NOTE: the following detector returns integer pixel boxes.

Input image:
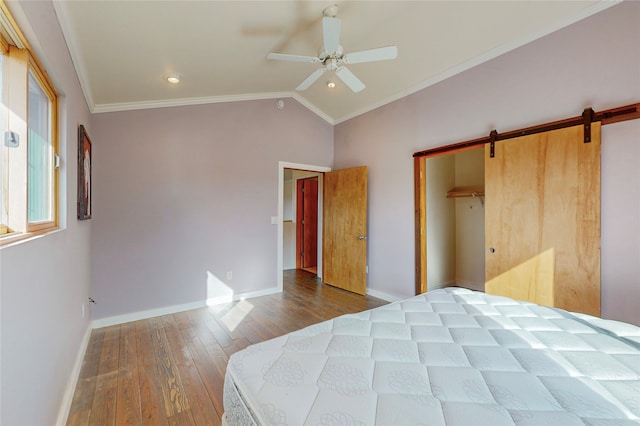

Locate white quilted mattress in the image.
[223,287,640,425]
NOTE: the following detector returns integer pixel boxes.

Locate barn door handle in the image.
[358,235,368,240]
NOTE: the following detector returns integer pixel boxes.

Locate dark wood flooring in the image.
[66,269,387,425]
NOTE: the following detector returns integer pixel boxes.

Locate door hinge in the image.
[54,154,61,169]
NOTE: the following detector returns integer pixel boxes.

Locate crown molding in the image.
[52,0,96,112]
[93,91,287,112]
[92,91,336,124]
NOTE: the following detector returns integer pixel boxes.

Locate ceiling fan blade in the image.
[343,46,398,64]
[322,17,341,53]
[335,67,365,93]
[268,53,320,63]
[296,68,326,91]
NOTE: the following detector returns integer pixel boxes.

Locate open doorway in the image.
[283,169,323,276]
[277,161,369,295]
[277,162,331,293]
[296,176,318,274]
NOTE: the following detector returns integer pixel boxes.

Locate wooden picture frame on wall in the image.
[77,125,92,220]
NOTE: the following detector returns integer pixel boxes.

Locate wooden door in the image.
[323,166,368,295]
[485,123,601,316]
[296,177,318,270]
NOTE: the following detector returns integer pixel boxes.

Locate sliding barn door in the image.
[323,166,368,295]
[485,123,601,316]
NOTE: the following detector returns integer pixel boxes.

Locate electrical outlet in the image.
[227,271,233,280]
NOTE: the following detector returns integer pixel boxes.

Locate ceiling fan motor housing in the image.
[319,45,344,65]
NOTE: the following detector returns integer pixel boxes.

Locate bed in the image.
[222,287,640,425]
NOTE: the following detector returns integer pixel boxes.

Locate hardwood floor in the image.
[66,270,388,425]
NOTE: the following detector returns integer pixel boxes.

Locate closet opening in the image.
[422,147,485,294]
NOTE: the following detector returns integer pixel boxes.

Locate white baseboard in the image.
[206,286,281,306]
[56,323,92,426]
[92,287,284,328]
[92,300,207,329]
[366,288,402,303]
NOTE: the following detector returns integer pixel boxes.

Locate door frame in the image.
[277,161,331,293]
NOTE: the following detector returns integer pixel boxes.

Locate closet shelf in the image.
[446,187,485,198]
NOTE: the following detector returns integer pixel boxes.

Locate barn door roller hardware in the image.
[413,102,640,160]
[484,105,627,158]
[582,108,594,143]
[489,130,498,158]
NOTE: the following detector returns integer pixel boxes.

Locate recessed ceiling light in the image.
[327,81,336,88]
[165,73,182,84]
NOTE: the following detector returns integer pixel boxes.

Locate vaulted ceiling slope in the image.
[53,1,618,124]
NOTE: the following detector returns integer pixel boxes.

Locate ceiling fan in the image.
[267,5,398,93]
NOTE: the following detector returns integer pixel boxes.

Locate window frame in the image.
[0,38,8,236]
[26,55,58,233]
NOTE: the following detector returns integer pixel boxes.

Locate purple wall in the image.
[334,1,640,324]
[90,100,333,320]
[1,1,93,425]
[601,119,640,324]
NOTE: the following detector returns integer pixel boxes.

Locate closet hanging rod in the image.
[446,188,484,198]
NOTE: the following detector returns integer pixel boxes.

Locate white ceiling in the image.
[53,1,616,124]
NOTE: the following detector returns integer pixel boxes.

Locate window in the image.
[0,2,58,245]
[28,71,54,225]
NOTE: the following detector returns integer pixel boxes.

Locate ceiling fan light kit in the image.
[268,5,397,93]
[322,4,339,18]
